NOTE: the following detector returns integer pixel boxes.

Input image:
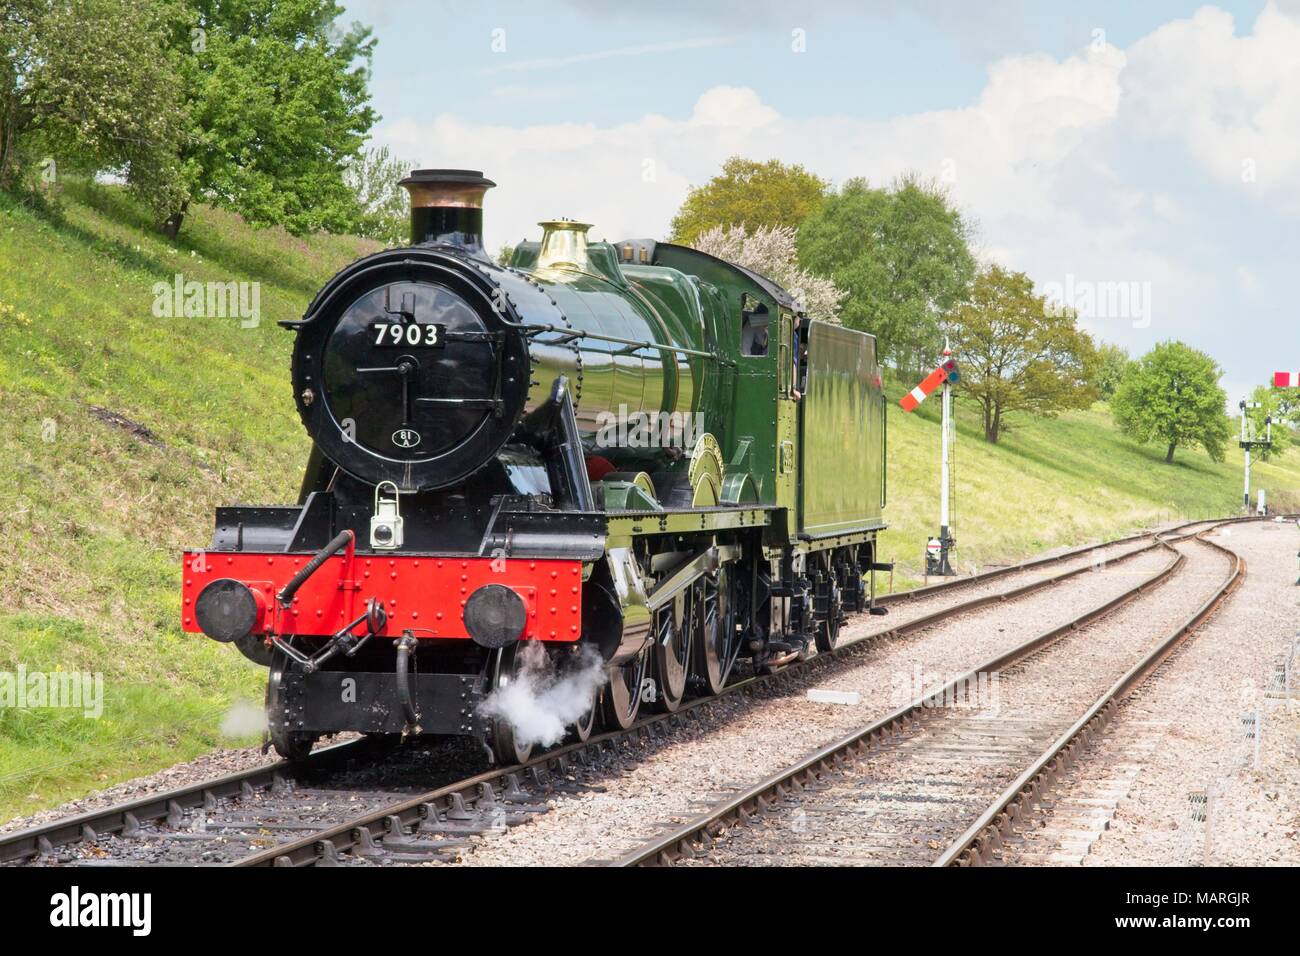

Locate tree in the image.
[160,0,378,237]
[692,224,845,322]
[669,157,828,245]
[796,175,975,373]
[0,0,186,215]
[1095,342,1133,399]
[345,145,412,245]
[1111,341,1230,464]
[948,265,1098,444]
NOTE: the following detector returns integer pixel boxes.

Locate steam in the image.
[478,641,607,748]
[220,700,268,739]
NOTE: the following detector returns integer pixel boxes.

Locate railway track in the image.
[612,526,1243,866]
[0,518,1251,867]
[996,718,1174,865]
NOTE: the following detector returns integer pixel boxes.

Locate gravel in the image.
[684,535,1233,865]
[866,535,1167,636]
[1005,520,1300,866]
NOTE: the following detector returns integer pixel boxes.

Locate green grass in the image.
[2,181,1297,821]
[876,374,1300,588]
[0,182,379,818]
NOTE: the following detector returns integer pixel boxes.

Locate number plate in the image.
[369,322,446,348]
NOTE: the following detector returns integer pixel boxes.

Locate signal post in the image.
[901,346,960,576]
[1239,399,1272,515]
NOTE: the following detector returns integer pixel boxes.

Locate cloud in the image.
[375,3,1300,387]
[1121,4,1300,204]
[380,41,1132,251]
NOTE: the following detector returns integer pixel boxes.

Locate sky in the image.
[339,0,1300,402]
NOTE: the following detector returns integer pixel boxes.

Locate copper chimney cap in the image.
[398,169,496,208]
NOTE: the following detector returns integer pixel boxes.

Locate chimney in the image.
[398,169,495,255]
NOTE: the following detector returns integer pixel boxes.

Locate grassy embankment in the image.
[878,374,1300,587]
[0,182,377,818]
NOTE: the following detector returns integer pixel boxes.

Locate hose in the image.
[276,530,354,608]
[395,634,420,730]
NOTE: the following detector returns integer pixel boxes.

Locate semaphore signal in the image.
[1239,399,1271,515]
[901,346,960,576]
[900,357,959,412]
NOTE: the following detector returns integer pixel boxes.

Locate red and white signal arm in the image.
[900,360,959,412]
[1273,372,1300,388]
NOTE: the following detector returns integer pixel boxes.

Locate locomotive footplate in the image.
[273,670,489,737]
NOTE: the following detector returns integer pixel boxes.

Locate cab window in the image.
[741,294,769,357]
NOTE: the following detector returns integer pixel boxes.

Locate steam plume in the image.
[478,641,607,748]
[220,700,268,739]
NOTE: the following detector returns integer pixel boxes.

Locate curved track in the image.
[612,526,1244,866]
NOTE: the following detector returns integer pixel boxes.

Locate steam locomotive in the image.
[182,169,888,764]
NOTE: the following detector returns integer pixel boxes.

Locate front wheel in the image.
[487,642,535,766]
[266,648,318,761]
